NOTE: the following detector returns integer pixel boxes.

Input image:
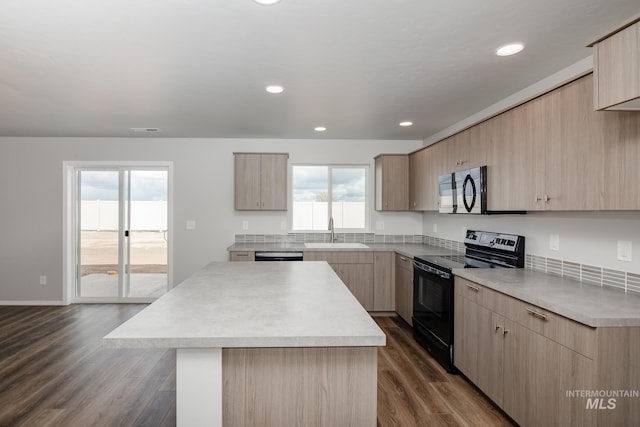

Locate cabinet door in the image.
[376,155,409,211]
[548,76,605,210]
[333,263,374,311]
[453,293,480,381]
[603,105,640,210]
[447,131,471,171]
[394,260,413,325]
[476,311,506,407]
[235,154,262,210]
[260,154,287,210]
[520,325,595,427]
[409,149,429,210]
[487,107,536,210]
[373,252,395,311]
[593,20,640,110]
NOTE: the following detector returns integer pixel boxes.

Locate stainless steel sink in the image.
[304,243,369,249]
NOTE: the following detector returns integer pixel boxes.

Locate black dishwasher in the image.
[254,251,304,261]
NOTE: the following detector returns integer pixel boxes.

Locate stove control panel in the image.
[465,230,522,252]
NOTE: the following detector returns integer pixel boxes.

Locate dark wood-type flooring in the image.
[0,305,514,426]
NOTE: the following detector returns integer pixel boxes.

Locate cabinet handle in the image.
[256,202,260,207]
[544,195,550,203]
[495,325,501,332]
[526,308,548,321]
[400,257,407,261]
[503,329,510,335]
[466,284,480,292]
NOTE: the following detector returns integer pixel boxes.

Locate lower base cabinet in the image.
[454,277,639,427]
[304,251,374,310]
[395,254,413,325]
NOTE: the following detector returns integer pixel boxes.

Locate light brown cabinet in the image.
[589,14,640,111]
[374,155,409,211]
[304,251,374,311]
[408,148,434,211]
[602,107,640,209]
[455,276,640,426]
[394,254,413,325]
[229,251,255,261]
[234,153,288,210]
[489,76,609,211]
[373,251,395,311]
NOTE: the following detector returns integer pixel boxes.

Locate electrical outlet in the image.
[617,240,632,262]
[242,221,249,230]
[186,220,196,230]
[376,221,385,230]
[433,223,438,233]
[40,275,47,285]
[549,234,560,251]
[280,221,286,230]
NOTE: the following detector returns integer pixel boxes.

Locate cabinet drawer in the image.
[517,303,596,359]
[395,253,413,271]
[229,251,255,261]
[304,251,373,264]
[455,277,484,303]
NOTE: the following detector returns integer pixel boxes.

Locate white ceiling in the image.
[1,0,638,140]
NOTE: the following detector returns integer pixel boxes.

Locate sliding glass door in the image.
[76,168,169,301]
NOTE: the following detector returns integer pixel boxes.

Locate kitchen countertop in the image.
[454,268,640,328]
[103,261,386,348]
[227,242,458,259]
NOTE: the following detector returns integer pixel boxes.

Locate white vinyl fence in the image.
[81,201,168,231]
[292,201,365,230]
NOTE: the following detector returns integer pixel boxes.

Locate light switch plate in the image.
[433,223,438,233]
[280,221,286,230]
[617,240,632,262]
[242,221,249,231]
[375,221,384,230]
[549,234,560,251]
[186,220,196,230]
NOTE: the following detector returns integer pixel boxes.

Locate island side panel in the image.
[223,346,378,427]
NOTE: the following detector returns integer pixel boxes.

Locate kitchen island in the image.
[103,261,385,427]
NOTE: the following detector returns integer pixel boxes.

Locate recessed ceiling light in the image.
[254,0,281,4]
[131,128,161,133]
[265,85,284,94]
[314,126,327,132]
[496,43,525,56]
[399,121,413,127]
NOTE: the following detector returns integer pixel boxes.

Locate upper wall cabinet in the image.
[234,153,288,210]
[589,14,640,111]
[374,154,409,211]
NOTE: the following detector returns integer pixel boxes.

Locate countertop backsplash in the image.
[233,233,639,295]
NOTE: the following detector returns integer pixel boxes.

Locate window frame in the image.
[289,163,370,233]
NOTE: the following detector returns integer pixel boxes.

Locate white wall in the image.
[423,211,640,274]
[0,137,423,302]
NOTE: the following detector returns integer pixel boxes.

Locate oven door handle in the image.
[414,261,451,279]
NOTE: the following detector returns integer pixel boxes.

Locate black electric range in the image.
[411,230,525,373]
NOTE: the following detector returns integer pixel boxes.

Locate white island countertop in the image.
[103,261,386,349]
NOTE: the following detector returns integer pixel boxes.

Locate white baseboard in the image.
[0,300,67,306]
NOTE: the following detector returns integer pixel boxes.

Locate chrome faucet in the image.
[328,217,335,242]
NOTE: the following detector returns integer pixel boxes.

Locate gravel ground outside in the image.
[80,230,167,276]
